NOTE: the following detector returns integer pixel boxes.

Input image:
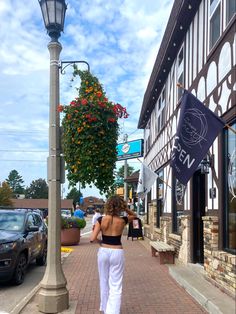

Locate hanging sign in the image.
[117,139,144,161]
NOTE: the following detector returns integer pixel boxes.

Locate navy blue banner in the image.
[170,90,225,185]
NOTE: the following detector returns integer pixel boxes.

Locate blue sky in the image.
[0,0,173,198]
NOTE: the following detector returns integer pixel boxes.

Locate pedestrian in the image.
[90,195,136,314]
[73,204,85,219]
[92,208,102,231]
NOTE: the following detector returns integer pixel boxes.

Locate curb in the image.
[11,252,71,314]
[10,285,41,314]
[168,266,222,314]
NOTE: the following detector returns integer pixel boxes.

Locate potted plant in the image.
[61,216,86,246]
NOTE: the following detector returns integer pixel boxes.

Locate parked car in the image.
[0,209,47,285]
[61,209,72,218]
[86,207,94,215]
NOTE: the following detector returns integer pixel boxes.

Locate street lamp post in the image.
[123,134,128,201]
[38,1,69,313]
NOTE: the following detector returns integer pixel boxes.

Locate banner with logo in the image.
[137,163,158,199]
[170,90,225,185]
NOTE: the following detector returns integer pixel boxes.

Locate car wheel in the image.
[36,244,47,266]
[12,253,27,285]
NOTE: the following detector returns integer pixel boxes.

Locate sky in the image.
[0,0,174,199]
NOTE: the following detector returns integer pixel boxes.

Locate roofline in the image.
[138,0,201,129]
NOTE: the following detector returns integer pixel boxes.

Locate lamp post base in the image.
[38,287,69,313]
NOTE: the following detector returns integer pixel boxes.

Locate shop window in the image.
[146,190,151,225]
[223,121,236,254]
[156,170,164,228]
[172,177,185,234]
[226,0,236,24]
[209,0,221,49]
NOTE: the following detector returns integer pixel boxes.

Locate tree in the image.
[66,187,83,205]
[25,179,48,199]
[116,165,135,179]
[6,170,25,196]
[0,182,13,206]
[115,165,135,188]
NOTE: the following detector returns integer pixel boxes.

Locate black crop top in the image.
[97,216,128,245]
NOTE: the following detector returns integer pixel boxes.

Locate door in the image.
[192,169,206,264]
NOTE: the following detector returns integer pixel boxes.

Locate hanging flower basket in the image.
[59,69,129,194]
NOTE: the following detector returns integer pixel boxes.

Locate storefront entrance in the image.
[192,169,206,264]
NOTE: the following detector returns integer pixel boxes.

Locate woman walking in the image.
[90,195,136,314]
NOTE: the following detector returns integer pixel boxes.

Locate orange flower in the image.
[96,91,103,98]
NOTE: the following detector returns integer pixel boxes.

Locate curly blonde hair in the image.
[104,195,127,216]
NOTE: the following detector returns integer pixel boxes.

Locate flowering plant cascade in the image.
[59,69,129,194]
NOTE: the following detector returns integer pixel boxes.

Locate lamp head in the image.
[39,0,67,41]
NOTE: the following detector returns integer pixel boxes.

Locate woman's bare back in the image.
[100,215,126,236]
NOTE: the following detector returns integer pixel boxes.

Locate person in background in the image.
[90,195,136,314]
[73,204,85,219]
[92,208,102,231]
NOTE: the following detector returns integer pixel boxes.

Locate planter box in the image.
[61,228,81,246]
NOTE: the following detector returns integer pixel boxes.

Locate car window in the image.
[0,212,25,231]
[33,213,42,227]
[26,214,37,228]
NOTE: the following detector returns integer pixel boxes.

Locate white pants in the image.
[97,247,125,314]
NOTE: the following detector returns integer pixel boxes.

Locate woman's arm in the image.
[124,208,137,223]
[90,221,101,242]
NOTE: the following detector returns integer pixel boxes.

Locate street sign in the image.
[117,139,144,161]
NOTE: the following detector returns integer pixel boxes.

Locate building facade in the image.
[138,0,235,297]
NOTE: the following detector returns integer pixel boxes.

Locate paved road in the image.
[0,216,93,314]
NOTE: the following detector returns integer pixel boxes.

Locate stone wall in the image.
[203,216,236,297]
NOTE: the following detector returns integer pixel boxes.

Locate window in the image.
[155,87,166,134]
[172,177,185,234]
[27,214,36,228]
[223,121,236,254]
[156,170,164,228]
[209,0,221,49]
[145,120,151,153]
[177,47,184,100]
[146,191,151,224]
[226,0,236,23]
[33,214,43,227]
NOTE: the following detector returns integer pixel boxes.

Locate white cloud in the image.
[0,0,174,198]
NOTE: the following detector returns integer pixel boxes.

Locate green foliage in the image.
[0,182,13,206]
[6,170,24,196]
[25,179,48,199]
[66,187,82,204]
[61,216,86,230]
[116,165,135,178]
[115,165,135,188]
[60,69,128,194]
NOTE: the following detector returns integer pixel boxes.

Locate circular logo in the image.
[175,180,185,205]
[121,143,130,154]
[181,108,208,148]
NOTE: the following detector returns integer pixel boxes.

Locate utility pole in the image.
[123,134,128,201]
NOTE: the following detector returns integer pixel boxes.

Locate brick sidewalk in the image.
[63,236,206,314]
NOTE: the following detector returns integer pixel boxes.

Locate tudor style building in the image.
[138,0,235,296]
